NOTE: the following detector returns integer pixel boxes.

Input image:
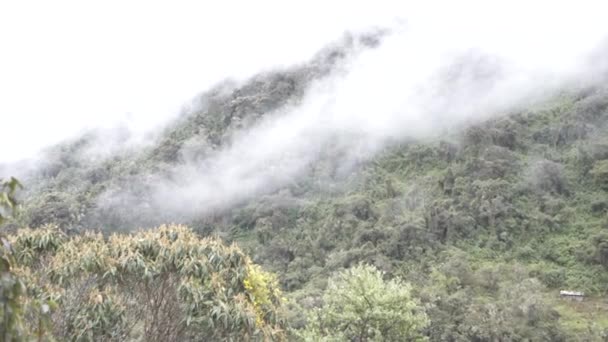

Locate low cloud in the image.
[2,1,608,226]
[109,9,608,219]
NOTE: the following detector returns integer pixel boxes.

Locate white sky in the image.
[1,0,607,163]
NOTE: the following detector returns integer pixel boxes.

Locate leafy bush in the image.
[299,264,428,341]
[9,224,287,341]
[0,177,21,226]
[0,177,29,342]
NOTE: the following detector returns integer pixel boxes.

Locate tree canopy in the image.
[6,224,287,341]
[300,264,428,341]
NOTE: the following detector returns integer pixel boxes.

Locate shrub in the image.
[299,264,428,341]
[10,224,287,341]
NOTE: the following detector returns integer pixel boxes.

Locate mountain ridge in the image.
[3,33,608,339]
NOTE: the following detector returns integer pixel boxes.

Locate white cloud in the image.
[0,0,401,162]
[146,0,608,216]
[0,0,606,167]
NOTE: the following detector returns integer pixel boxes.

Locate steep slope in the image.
[13,31,383,232]
[224,87,608,338]
[3,36,608,338]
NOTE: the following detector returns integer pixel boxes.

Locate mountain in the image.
[3,32,608,340]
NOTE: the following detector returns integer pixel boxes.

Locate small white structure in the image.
[560,290,585,302]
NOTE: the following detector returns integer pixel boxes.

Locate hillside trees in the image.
[5,61,608,338]
[416,251,567,341]
[590,160,608,190]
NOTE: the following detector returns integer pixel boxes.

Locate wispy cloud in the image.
[2,1,607,226]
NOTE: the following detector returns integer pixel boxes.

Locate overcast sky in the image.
[1,0,607,163]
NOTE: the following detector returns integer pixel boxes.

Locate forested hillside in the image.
[2,33,608,340]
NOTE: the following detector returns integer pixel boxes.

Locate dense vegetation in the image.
[3,224,287,341]
[1,177,28,341]
[2,36,608,339]
[298,264,428,341]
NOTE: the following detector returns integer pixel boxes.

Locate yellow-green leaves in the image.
[244,263,283,330]
[0,177,21,226]
[590,159,608,190]
[0,177,27,342]
[300,264,428,342]
[11,225,66,266]
[9,224,287,341]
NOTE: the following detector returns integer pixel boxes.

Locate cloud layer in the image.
[131,3,608,218]
[2,1,608,225]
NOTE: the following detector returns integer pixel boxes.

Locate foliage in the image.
[0,237,26,342]
[66,288,128,341]
[299,264,428,341]
[0,177,21,226]
[8,224,287,341]
[8,70,608,338]
[590,159,608,190]
[417,251,567,341]
[0,177,27,342]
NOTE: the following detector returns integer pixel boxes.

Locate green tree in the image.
[10,224,287,341]
[300,264,428,341]
[0,177,21,226]
[0,177,26,341]
[590,160,608,190]
[592,232,608,268]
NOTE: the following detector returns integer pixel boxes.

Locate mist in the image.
[136,2,608,218]
[0,0,404,163]
[3,1,608,226]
